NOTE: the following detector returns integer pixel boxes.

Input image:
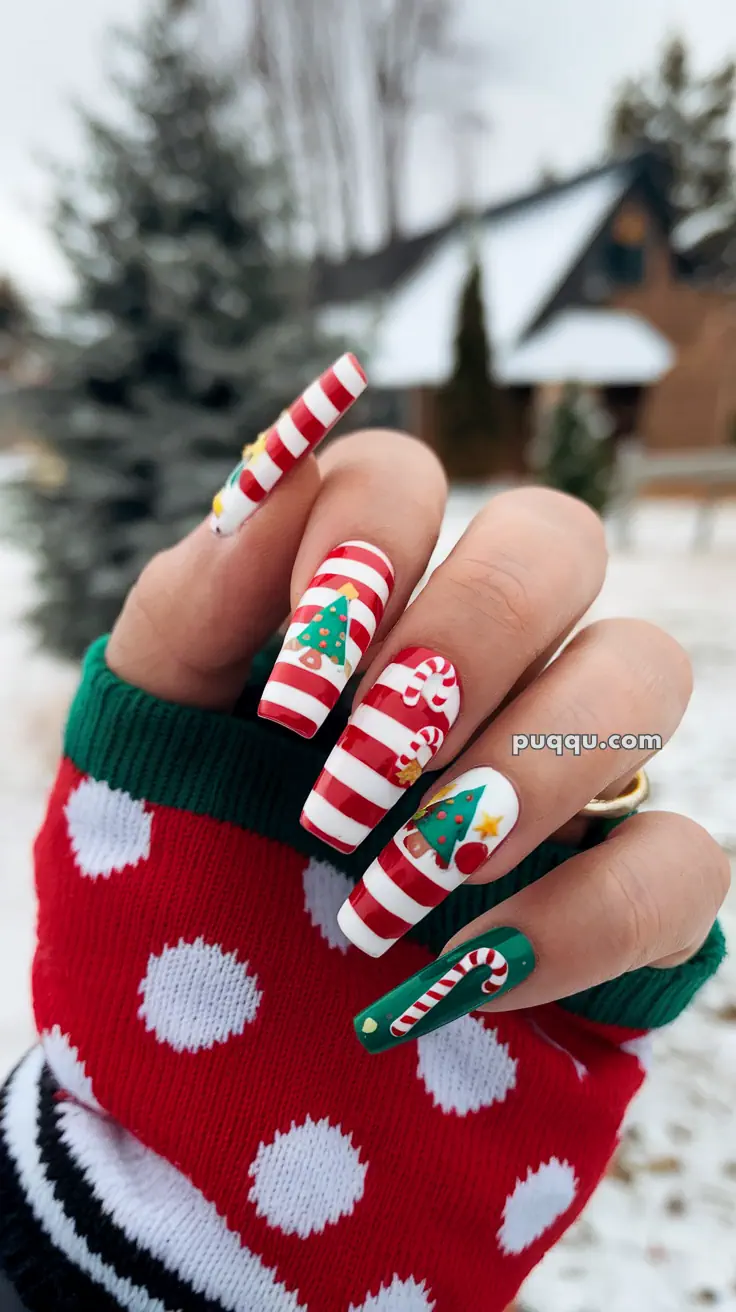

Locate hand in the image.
[107,428,728,1047]
[22,425,727,1312]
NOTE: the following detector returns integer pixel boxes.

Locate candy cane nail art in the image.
[337,766,520,957]
[210,353,367,536]
[300,647,461,854]
[354,926,535,1053]
[258,541,395,738]
[389,946,509,1037]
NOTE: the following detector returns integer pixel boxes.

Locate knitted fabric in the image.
[0,638,725,1312]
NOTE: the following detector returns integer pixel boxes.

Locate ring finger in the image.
[339,615,692,956]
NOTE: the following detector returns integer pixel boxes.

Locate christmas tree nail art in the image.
[354,926,535,1052]
[210,353,367,536]
[259,542,395,738]
[292,591,351,671]
[337,766,519,957]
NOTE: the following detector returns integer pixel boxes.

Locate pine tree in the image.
[537,385,614,514]
[20,2,336,659]
[437,258,500,479]
[608,36,736,227]
[0,276,33,377]
[0,277,32,342]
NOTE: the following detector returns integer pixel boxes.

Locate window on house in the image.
[606,207,647,285]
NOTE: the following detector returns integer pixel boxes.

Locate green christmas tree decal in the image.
[414,786,486,863]
[290,582,358,670]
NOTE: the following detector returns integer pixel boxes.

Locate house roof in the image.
[497,309,674,385]
[364,162,635,388]
[314,151,670,308]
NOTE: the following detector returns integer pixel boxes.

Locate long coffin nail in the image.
[258,541,395,738]
[354,927,535,1052]
[300,646,462,853]
[337,766,519,956]
[210,353,367,536]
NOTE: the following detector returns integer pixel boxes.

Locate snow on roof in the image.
[497,308,674,385]
[367,166,629,389]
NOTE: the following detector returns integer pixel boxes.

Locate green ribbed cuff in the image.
[562,919,726,1029]
[64,637,725,1031]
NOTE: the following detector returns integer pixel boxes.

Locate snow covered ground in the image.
[1,481,734,1310]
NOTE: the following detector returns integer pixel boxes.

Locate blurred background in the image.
[1,1,735,1307]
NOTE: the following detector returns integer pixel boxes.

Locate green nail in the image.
[354,927,535,1054]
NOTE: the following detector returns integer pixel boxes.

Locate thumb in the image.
[106,456,320,710]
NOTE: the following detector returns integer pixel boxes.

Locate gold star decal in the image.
[338,582,360,601]
[413,782,453,820]
[396,760,423,786]
[474,812,504,839]
[241,430,269,464]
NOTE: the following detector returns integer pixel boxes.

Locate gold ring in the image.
[580,768,650,818]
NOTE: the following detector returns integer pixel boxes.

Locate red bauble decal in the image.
[454,840,489,876]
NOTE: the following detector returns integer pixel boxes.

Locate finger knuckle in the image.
[578,618,694,719]
[606,854,664,969]
[447,553,535,639]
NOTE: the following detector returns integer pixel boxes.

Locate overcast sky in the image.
[2,0,736,305]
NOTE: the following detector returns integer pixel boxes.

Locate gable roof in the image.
[313,150,671,309]
[497,308,674,385]
[365,161,637,388]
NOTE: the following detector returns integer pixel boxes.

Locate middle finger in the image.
[301,487,607,854]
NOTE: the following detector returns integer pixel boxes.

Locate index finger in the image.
[106,455,322,710]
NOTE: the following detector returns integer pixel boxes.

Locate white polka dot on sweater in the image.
[497,1158,578,1255]
[65,778,152,878]
[416,1015,517,1115]
[349,1275,435,1311]
[620,1033,654,1073]
[42,1027,101,1111]
[138,939,262,1053]
[302,859,353,952]
[248,1117,367,1237]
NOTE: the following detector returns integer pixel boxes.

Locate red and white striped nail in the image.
[300,646,461,853]
[258,541,395,738]
[210,353,366,536]
[339,766,520,957]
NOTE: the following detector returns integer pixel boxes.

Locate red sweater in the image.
[0,639,724,1312]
